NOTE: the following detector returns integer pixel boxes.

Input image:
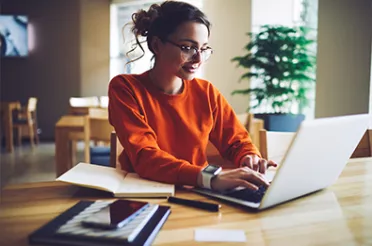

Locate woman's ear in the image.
[151,36,161,55]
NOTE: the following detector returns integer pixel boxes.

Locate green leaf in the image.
[231,24,316,114]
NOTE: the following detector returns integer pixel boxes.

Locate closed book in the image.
[56,163,175,197]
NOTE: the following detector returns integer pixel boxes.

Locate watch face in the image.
[203,165,220,174]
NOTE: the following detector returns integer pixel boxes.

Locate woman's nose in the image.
[192,50,202,63]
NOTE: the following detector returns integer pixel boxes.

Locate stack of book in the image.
[28,200,171,246]
[29,163,174,245]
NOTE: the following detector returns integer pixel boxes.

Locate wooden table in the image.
[55,114,110,177]
[68,106,108,115]
[0,101,21,152]
[1,158,371,245]
[55,115,90,177]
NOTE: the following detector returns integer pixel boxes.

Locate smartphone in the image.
[81,199,149,230]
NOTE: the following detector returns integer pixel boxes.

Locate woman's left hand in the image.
[240,155,278,174]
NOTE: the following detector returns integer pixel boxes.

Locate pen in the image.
[167,196,221,212]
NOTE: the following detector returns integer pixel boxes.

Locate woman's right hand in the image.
[210,167,270,192]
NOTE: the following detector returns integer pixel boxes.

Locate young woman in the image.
[108,1,276,192]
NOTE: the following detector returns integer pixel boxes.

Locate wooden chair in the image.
[87,107,108,119]
[236,113,264,148]
[110,132,123,168]
[351,129,372,158]
[88,116,114,166]
[69,108,112,165]
[236,113,251,129]
[259,129,296,164]
[13,97,39,147]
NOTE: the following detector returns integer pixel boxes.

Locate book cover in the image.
[56,163,174,197]
[28,200,171,246]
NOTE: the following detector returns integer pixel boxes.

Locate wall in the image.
[80,0,110,97]
[0,0,110,140]
[370,40,372,114]
[315,0,372,118]
[202,0,252,114]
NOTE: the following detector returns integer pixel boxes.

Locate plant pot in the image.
[254,113,305,132]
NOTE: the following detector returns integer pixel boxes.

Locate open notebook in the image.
[56,163,175,197]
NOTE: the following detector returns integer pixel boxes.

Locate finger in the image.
[267,160,278,168]
[240,171,270,187]
[243,155,253,169]
[232,179,259,191]
[258,159,267,174]
[252,155,260,163]
[250,156,259,171]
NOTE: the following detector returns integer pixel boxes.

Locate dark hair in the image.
[127,1,211,63]
[0,33,6,56]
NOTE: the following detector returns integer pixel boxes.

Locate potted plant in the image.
[231,25,316,131]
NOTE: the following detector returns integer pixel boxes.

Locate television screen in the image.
[0,15,28,57]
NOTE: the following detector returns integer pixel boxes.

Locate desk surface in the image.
[56,114,108,128]
[1,158,371,246]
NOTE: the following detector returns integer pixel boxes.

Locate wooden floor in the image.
[0,142,84,189]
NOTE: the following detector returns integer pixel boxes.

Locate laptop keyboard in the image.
[223,185,267,203]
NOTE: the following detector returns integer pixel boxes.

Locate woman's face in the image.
[155,21,210,81]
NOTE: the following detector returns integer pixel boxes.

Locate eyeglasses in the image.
[165,39,213,62]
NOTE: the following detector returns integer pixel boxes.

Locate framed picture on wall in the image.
[0,15,28,57]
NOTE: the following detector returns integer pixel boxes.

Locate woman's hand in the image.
[210,167,270,192]
[240,154,278,174]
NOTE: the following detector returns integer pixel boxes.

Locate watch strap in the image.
[202,173,213,189]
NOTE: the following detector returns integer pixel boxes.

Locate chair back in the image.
[236,113,251,129]
[88,108,112,143]
[89,118,112,141]
[259,129,296,164]
[88,107,108,119]
[69,97,100,107]
[351,129,372,158]
[27,97,37,112]
[110,132,124,168]
[235,113,264,148]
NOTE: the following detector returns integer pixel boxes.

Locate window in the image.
[110,0,203,79]
[251,0,318,119]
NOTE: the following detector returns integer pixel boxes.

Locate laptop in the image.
[193,114,370,210]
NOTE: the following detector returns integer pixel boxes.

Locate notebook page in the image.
[116,173,175,197]
[56,162,127,193]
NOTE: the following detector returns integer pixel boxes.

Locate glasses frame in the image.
[164,39,213,62]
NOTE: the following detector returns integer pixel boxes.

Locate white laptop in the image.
[193,114,370,210]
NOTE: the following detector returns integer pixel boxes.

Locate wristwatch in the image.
[201,164,222,189]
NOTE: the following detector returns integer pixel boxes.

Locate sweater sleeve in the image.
[208,87,261,167]
[108,76,202,186]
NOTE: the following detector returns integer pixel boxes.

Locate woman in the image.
[108,1,276,192]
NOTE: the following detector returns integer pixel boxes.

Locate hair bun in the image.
[131,4,161,37]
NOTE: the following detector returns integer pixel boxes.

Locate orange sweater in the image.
[108,71,260,186]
